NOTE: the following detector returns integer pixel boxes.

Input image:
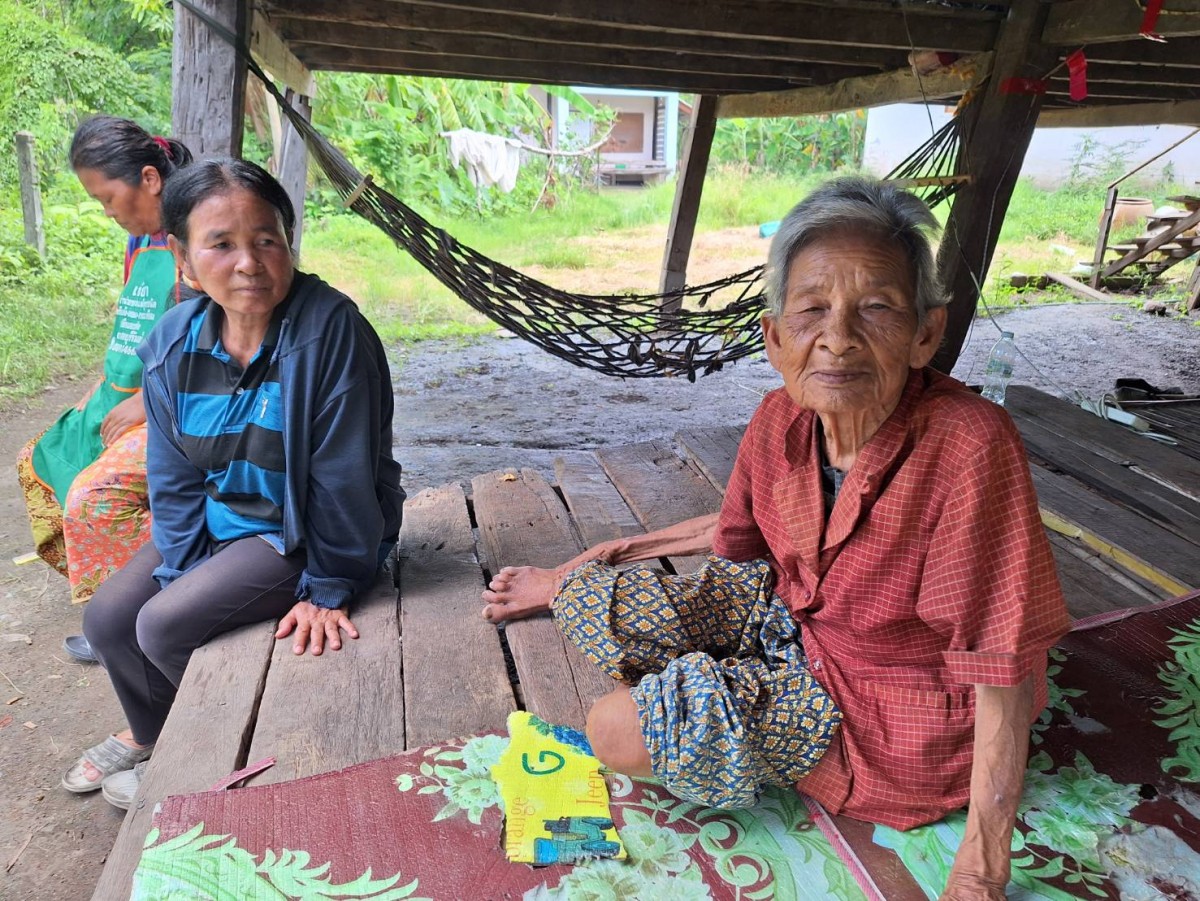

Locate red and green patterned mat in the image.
[132,590,1200,900]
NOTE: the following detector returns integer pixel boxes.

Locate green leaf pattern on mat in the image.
[872,815,966,899]
[1154,617,1200,781]
[527,777,864,901]
[393,734,510,825]
[1033,648,1084,746]
[133,824,427,901]
[1022,751,1139,871]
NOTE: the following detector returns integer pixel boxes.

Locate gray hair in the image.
[764,175,947,321]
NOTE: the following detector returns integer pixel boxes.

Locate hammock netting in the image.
[192,0,966,380]
[280,93,766,380]
[884,117,965,209]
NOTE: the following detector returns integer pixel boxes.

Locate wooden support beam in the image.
[1187,260,1200,312]
[13,132,44,258]
[251,10,316,97]
[660,94,718,302]
[932,0,1057,373]
[1046,82,1200,103]
[268,0,1000,53]
[280,20,873,85]
[1039,98,1200,127]
[172,0,251,157]
[1049,62,1200,90]
[1091,187,1118,289]
[1067,37,1200,68]
[270,7,903,71]
[716,54,991,118]
[1044,0,1200,44]
[292,45,799,93]
[277,88,312,253]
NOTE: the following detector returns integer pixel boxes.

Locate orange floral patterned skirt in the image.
[17,425,154,604]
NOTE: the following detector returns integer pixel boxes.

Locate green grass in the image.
[0,270,117,403]
[0,189,126,403]
[965,176,1198,314]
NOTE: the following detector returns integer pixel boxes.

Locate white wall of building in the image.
[863,104,1200,188]
[549,87,679,170]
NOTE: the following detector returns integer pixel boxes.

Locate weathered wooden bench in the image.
[92,389,1200,898]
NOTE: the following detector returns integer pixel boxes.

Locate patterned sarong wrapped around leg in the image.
[16,432,68,577]
[17,425,155,603]
[62,425,153,604]
[553,555,841,809]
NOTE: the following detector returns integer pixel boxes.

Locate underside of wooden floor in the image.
[92,386,1200,899]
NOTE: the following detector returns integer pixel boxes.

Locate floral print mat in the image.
[132,591,1200,900]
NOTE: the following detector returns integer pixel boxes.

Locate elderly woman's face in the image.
[763,232,944,419]
[174,188,294,318]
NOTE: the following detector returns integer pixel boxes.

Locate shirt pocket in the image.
[861,680,972,714]
[250,384,284,432]
[858,679,975,799]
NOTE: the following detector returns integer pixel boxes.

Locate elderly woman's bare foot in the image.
[481,566,558,622]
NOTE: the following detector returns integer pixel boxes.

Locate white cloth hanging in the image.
[442,128,522,193]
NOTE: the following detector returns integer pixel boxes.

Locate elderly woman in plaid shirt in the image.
[482,175,1071,901]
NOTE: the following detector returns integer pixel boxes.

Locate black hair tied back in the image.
[69,116,194,186]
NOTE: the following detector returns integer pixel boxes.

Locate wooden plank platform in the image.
[93,385,1200,899]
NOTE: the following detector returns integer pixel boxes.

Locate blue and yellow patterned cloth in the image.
[553,555,841,809]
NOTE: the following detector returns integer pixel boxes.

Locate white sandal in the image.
[62,735,153,794]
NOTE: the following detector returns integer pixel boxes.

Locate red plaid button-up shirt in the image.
[713,367,1070,829]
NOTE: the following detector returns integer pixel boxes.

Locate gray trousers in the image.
[82,538,305,745]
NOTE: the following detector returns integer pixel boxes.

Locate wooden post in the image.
[1091,186,1119,289]
[172,0,251,158]
[277,88,312,253]
[1186,257,1200,313]
[659,94,719,305]
[931,0,1057,374]
[14,132,45,257]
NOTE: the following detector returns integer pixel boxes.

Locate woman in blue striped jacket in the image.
[62,159,404,809]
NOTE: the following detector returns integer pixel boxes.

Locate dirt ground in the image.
[0,300,1197,900]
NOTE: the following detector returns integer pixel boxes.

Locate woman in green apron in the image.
[16,117,192,653]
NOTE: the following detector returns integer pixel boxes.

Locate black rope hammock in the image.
[176,0,966,380]
[284,99,765,381]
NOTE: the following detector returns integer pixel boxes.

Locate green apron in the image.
[32,241,177,506]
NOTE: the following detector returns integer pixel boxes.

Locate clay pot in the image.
[1109,197,1154,228]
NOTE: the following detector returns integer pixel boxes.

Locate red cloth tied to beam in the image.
[999,77,1047,95]
[1141,0,1167,41]
[1066,50,1088,101]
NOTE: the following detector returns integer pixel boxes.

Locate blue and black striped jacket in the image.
[139,272,405,609]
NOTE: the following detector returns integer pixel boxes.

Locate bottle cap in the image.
[1000,331,1014,339]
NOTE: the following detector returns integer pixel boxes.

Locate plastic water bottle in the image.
[981,331,1017,406]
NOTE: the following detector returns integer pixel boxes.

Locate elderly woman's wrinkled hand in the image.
[276,601,360,656]
[100,393,147,446]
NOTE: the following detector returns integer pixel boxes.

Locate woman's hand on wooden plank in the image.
[276,601,360,656]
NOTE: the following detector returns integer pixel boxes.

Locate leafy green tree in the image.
[710,111,866,174]
[0,0,163,189]
[311,73,606,217]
